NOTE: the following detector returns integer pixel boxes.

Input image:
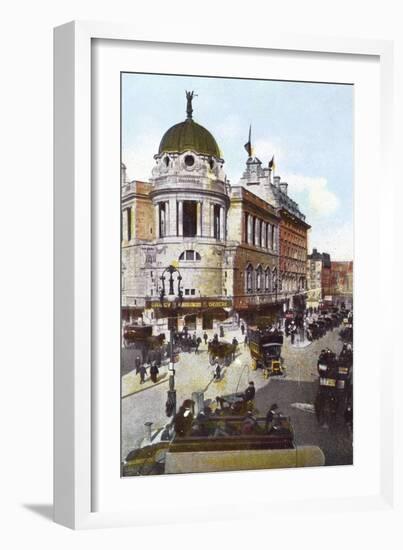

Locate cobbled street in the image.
[121,325,352,466]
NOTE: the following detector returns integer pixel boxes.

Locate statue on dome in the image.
[186,90,197,119]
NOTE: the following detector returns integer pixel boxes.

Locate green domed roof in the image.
[158,118,221,158]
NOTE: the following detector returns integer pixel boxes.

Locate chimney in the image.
[279,182,288,195]
[273,175,281,187]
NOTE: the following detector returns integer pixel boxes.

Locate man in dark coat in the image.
[214,362,222,381]
[243,381,255,402]
[174,400,194,437]
[203,332,208,345]
[135,355,141,374]
[150,362,159,383]
[139,364,147,384]
[231,337,238,361]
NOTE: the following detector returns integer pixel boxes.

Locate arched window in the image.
[179,250,201,261]
[246,264,254,293]
[272,268,277,292]
[256,265,263,292]
[265,267,271,292]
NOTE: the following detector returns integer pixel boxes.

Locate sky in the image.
[122,72,353,261]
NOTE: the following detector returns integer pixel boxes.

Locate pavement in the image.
[121,325,352,466]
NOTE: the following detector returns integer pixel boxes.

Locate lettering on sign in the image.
[149,300,231,309]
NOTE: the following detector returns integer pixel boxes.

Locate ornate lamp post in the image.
[159,265,183,417]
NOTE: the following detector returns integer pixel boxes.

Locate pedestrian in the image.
[196,336,202,354]
[174,400,194,437]
[219,325,224,338]
[244,334,248,348]
[150,362,159,383]
[231,337,238,361]
[135,355,141,374]
[214,362,221,381]
[203,331,208,345]
[241,381,255,402]
[290,322,296,345]
[139,364,147,384]
[344,404,353,432]
[240,323,245,336]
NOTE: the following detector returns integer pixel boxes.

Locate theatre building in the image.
[121,94,309,333]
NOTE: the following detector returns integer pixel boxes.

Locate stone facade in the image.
[239,157,310,312]
[121,100,310,331]
[329,261,353,307]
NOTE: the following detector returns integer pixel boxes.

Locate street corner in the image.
[122,369,169,398]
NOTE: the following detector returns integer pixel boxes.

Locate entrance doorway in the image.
[185,314,197,330]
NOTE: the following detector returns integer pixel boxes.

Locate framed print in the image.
[54,21,396,530]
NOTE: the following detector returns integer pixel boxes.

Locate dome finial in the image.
[185,90,197,119]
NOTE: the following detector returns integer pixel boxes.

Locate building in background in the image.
[306,249,353,309]
[329,261,353,308]
[239,155,310,313]
[121,94,311,332]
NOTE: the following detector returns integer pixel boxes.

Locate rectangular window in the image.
[159,203,166,237]
[183,201,197,237]
[213,204,221,239]
[126,207,132,241]
[252,217,256,245]
[190,289,196,296]
[185,289,190,296]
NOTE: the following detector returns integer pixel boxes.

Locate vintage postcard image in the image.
[120,73,353,476]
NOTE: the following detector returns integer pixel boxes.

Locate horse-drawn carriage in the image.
[123,324,166,362]
[208,339,236,366]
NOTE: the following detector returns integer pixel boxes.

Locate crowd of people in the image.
[173,386,292,440]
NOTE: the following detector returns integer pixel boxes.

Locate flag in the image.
[269,155,276,171]
[244,125,252,157]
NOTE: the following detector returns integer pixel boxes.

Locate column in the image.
[219,206,225,241]
[168,198,177,236]
[202,199,210,238]
[197,201,202,237]
[154,204,159,238]
[177,200,183,237]
[248,215,253,243]
[210,203,215,237]
[165,201,169,236]
[261,222,266,248]
[244,212,248,243]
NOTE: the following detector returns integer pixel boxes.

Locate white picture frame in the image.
[54,21,396,530]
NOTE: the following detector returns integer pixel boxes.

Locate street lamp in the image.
[159,265,183,417]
